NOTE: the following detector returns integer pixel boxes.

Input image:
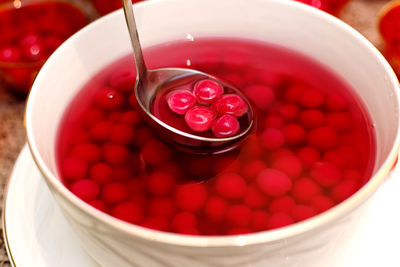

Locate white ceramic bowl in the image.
[26,0,400,266]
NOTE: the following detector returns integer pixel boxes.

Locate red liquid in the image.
[57,38,375,235]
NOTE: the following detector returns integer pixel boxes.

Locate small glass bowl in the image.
[0,0,91,94]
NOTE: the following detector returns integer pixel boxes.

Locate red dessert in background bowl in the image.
[91,0,143,15]
[90,0,351,16]
[296,0,351,16]
[0,0,89,94]
[25,0,400,266]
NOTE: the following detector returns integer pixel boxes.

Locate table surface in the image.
[0,0,391,265]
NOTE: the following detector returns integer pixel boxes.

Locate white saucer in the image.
[2,145,400,266]
[2,145,99,267]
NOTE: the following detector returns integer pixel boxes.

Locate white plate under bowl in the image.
[2,145,99,267]
[2,145,400,266]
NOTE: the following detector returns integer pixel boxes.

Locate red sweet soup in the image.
[57,38,376,235]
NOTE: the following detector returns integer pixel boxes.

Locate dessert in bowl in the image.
[25,0,400,266]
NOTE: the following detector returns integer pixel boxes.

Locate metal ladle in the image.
[122,0,254,153]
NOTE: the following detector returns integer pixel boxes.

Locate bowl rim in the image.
[25,0,400,248]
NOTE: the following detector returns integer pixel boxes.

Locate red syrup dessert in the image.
[0,0,89,93]
[378,1,400,79]
[91,0,143,15]
[295,0,351,16]
[57,38,375,235]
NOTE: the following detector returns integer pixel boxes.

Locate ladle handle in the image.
[122,0,147,80]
